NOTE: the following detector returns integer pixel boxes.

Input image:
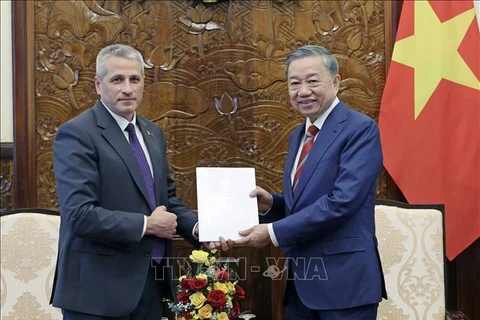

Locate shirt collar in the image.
[100,99,137,131]
[305,97,339,133]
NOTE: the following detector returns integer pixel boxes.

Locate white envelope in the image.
[196,167,259,242]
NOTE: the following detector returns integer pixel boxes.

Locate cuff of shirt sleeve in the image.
[192,222,199,240]
[268,223,279,247]
[142,216,147,238]
[259,203,273,216]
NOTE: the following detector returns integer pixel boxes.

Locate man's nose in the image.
[298,82,312,95]
[122,81,133,94]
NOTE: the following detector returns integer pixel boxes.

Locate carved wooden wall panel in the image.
[31,1,391,318]
[34,0,390,210]
[0,159,13,213]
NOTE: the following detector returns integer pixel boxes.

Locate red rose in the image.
[177,290,191,304]
[230,299,240,318]
[180,278,191,290]
[206,289,227,309]
[233,284,245,299]
[190,278,208,291]
[181,311,193,319]
[216,269,230,281]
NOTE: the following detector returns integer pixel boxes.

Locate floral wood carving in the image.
[141,83,210,121]
[224,59,285,91]
[47,0,125,42]
[34,0,388,219]
[179,3,224,59]
[214,92,238,123]
[147,45,181,74]
[0,160,13,213]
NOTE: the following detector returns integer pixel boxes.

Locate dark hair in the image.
[285,45,338,77]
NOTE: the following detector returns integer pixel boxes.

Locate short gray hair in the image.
[285,45,339,77]
[96,44,145,79]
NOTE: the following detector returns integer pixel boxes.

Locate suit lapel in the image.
[284,126,304,206]
[94,102,152,207]
[292,103,347,205]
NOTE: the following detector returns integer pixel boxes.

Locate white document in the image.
[196,167,259,242]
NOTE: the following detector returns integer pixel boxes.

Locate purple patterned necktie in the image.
[125,123,165,263]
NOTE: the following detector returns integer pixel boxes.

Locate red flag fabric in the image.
[379,0,480,260]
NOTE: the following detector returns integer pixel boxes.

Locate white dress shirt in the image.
[101,101,199,239]
[267,97,340,246]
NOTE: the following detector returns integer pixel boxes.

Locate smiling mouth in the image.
[299,100,316,105]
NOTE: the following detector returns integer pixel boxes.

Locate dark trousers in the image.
[285,280,378,320]
[63,265,163,320]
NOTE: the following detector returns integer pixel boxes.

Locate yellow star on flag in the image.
[392,2,480,119]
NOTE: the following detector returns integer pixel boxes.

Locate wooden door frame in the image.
[12,0,36,208]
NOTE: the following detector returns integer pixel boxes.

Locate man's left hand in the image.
[202,237,232,251]
[233,224,271,248]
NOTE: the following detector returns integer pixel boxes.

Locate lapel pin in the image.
[146,130,152,136]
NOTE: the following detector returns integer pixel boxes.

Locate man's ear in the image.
[333,74,341,91]
[94,76,101,96]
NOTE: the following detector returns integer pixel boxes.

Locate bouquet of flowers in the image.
[167,249,246,320]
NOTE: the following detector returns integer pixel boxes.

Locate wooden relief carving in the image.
[34,0,388,209]
[0,160,13,213]
[30,1,391,318]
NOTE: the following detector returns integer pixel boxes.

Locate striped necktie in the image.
[292,125,319,193]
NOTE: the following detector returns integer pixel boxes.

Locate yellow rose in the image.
[197,304,213,319]
[189,292,207,308]
[179,275,186,281]
[216,312,229,320]
[190,250,209,264]
[196,273,208,280]
[214,282,228,294]
[225,281,235,293]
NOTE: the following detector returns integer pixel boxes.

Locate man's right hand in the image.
[145,205,177,239]
[250,186,273,213]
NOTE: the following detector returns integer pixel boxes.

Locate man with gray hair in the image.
[51,44,218,319]
[236,45,387,319]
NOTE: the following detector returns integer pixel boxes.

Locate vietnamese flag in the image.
[379,1,480,260]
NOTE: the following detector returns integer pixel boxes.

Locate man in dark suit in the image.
[51,44,216,319]
[235,45,386,319]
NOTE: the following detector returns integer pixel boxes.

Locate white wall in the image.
[0,0,13,143]
[475,1,480,29]
[0,1,478,144]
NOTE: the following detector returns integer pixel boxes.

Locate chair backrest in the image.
[1,208,62,319]
[375,200,446,320]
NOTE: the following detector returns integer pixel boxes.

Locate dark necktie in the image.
[292,125,319,193]
[125,123,165,263]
